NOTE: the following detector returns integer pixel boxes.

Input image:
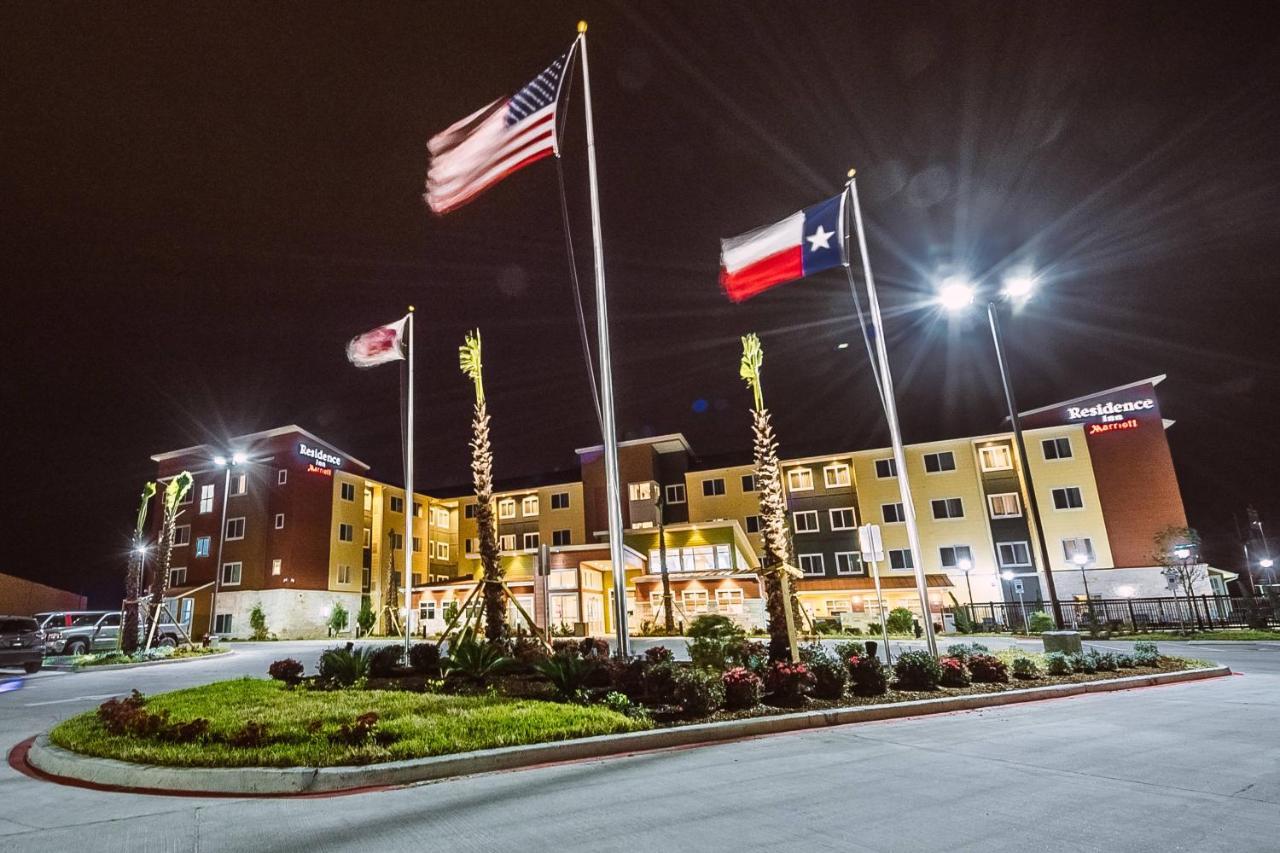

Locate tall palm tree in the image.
[122,481,157,654]
[740,334,799,661]
[460,329,505,644]
[147,471,192,649]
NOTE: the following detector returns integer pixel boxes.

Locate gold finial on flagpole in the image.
[408,305,415,312]
[847,168,857,179]
[577,20,588,33]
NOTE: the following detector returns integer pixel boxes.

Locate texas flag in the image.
[346,316,408,368]
[719,193,845,302]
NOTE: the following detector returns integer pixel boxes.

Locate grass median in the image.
[50,678,647,768]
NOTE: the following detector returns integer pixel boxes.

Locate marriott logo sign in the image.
[1066,398,1155,422]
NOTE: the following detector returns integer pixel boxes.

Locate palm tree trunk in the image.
[471,400,505,644]
[752,407,800,660]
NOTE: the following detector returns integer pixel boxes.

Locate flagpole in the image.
[577,21,629,656]
[846,171,938,657]
[404,306,415,658]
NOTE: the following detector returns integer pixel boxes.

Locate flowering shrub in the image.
[765,660,814,703]
[672,667,725,716]
[848,655,889,696]
[968,654,1010,683]
[834,640,867,663]
[722,667,763,710]
[800,645,847,699]
[893,650,943,690]
[1010,656,1040,680]
[268,658,304,686]
[725,639,770,674]
[939,655,970,687]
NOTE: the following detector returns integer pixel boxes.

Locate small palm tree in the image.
[741,334,800,661]
[122,481,156,654]
[147,472,192,649]
[460,330,505,644]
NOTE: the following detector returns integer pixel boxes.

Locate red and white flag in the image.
[424,52,569,215]
[346,316,407,368]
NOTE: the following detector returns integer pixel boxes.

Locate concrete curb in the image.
[44,649,233,673]
[27,665,1229,796]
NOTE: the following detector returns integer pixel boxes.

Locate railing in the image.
[953,593,1279,632]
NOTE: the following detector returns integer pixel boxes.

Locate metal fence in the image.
[954,593,1279,633]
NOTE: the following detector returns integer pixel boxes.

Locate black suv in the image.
[0,616,45,673]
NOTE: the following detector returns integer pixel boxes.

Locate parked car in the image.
[0,616,45,673]
[43,611,184,656]
[34,610,109,632]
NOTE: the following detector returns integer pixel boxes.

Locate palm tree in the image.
[147,471,192,649]
[460,329,505,644]
[740,334,800,661]
[121,481,157,654]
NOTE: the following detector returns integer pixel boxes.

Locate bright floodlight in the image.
[836,342,850,350]
[134,545,147,555]
[958,558,972,571]
[1000,570,1016,581]
[231,451,248,465]
[1261,558,1275,569]
[1173,547,1191,560]
[1072,553,1089,566]
[213,455,228,467]
[938,277,975,312]
[1002,274,1035,300]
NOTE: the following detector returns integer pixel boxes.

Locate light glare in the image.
[1002,275,1035,300]
[213,455,227,467]
[232,451,248,465]
[938,277,975,312]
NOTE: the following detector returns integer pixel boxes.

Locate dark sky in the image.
[3,2,1278,604]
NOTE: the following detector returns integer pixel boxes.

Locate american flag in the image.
[424,52,569,215]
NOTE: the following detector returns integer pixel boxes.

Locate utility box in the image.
[1042,631,1083,655]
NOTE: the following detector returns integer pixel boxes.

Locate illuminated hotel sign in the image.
[298,442,343,469]
[1087,418,1140,436]
[1066,398,1154,423]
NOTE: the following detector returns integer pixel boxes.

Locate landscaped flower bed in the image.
[56,645,228,668]
[47,626,1203,770]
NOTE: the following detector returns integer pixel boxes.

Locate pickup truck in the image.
[42,611,184,656]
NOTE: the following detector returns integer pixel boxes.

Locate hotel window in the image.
[421,601,437,621]
[499,534,517,551]
[665,483,686,504]
[551,491,570,510]
[829,508,856,530]
[361,566,371,592]
[523,532,540,550]
[681,590,709,614]
[549,569,576,590]
[363,528,371,547]
[741,473,756,492]
[432,506,450,528]
[221,562,242,585]
[435,542,450,561]
[464,502,477,518]
[173,525,191,547]
[1052,487,1084,510]
[195,536,211,558]
[389,531,403,550]
[882,502,905,523]
[274,513,285,529]
[553,529,572,546]
[931,498,964,520]
[627,482,652,502]
[199,484,215,514]
[823,464,851,488]
[226,517,246,540]
[997,542,1033,568]
[390,496,404,513]
[939,545,974,569]
[464,537,476,554]
[716,588,744,614]
[835,552,862,576]
[702,477,726,497]
[988,493,1022,518]
[923,451,956,473]
[412,573,423,587]
[1042,437,1073,460]
[498,498,516,519]
[793,510,820,533]
[888,548,914,570]
[825,598,852,616]
[787,468,814,491]
[1062,537,1095,563]
[522,495,539,516]
[214,614,233,634]
[414,502,424,519]
[363,487,373,512]
[230,473,247,496]
[874,458,897,478]
[278,469,288,485]
[340,482,356,501]
[412,536,423,552]
[339,523,354,543]
[979,445,1014,471]
[337,564,351,584]
[798,553,825,576]
[272,558,282,576]
[169,566,187,586]
[745,515,762,534]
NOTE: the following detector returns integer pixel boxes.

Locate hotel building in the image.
[146,376,1225,639]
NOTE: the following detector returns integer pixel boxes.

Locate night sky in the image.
[3,2,1278,605]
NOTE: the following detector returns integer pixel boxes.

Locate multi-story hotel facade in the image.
[145,376,1226,639]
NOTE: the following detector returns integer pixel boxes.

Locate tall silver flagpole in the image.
[577,21,629,656]
[846,172,938,656]
[404,307,415,657]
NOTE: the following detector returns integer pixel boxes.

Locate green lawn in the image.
[50,678,647,768]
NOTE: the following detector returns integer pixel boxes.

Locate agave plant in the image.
[318,644,374,687]
[460,330,506,644]
[443,629,513,686]
[740,334,801,662]
[147,471,192,650]
[122,481,157,654]
[534,653,595,699]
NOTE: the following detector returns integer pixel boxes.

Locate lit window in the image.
[363,487,373,511]
[931,498,964,520]
[272,559,282,576]
[277,469,288,485]
[988,493,1022,518]
[793,510,820,533]
[829,508,856,530]
[274,513,285,529]
[229,473,247,496]
[786,468,814,491]
[432,506,450,528]
[195,536,211,558]
[414,502,424,519]
[553,529,572,546]
[923,451,956,473]
[1062,538,1095,563]
[169,566,187,586]
[716,588,744,613]
[702,478,726,497]
[874,458,897,478]
[823,464,851,488]
[1042,437,1072,460]
[339,523,354,542]
[340,482,356,501]
[199,484,215,514]
[665,483,686,504]
[499,534,517,551]
[882,503,905,523]
[498,498,516,520]
[173,525,191,547]
[798,554,825,575]
[1052,487,1084,510]
[681,590,709,613]
[939,545,973,569]
[551,491,570,510]
[741,474,756,492]
[997,542,1033,568]
[221,562,242,585]
[835,552,862,575]
[523,532,540,550]
[627,482,652,502]
[549,569,576,590]
[225,517,246,540]
[979,445,1014,471]
[824,598,852,616]
[889,549,914,570]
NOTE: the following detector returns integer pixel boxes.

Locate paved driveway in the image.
[2,639,1278,852]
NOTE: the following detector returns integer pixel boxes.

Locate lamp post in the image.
[207,451,247,639]
[1072,552,1094,629]
[958,557,976,627]
[939,274,1064,627]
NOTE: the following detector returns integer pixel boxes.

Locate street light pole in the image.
[207,462,233,639]
[986,302,1065,627]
